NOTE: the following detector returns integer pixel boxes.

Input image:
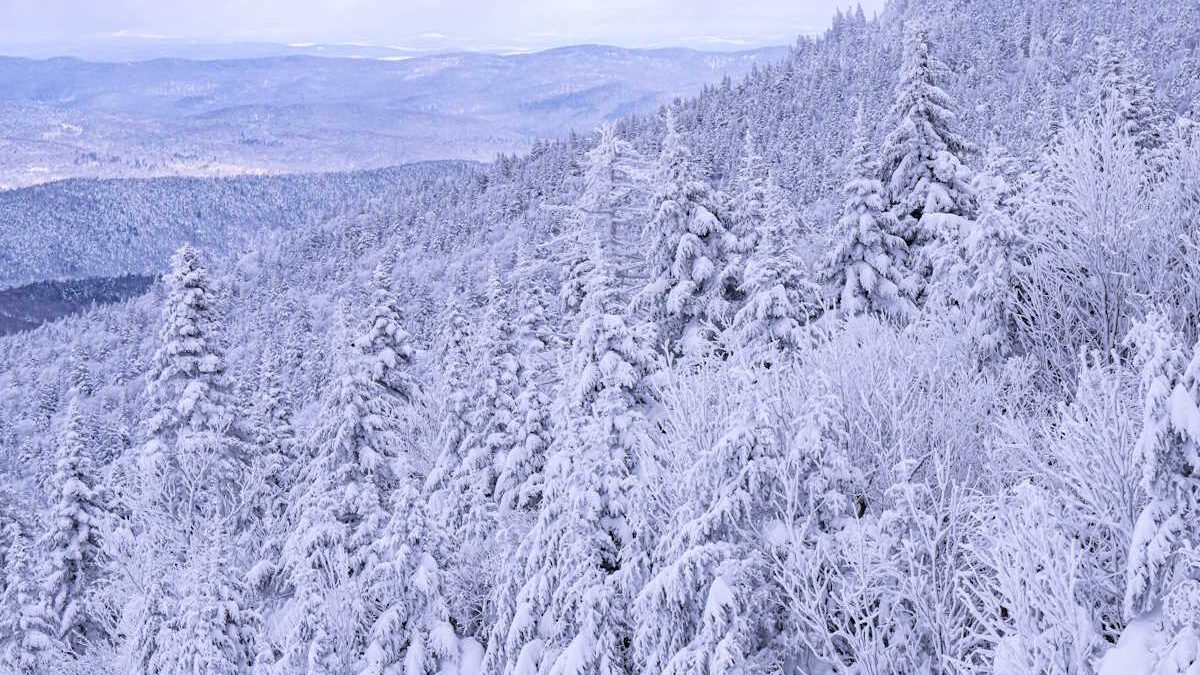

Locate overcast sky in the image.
[0,0,885,54]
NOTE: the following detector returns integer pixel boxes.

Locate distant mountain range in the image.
[0,44,788,188]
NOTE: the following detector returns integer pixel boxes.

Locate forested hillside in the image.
[2,0,1200,674]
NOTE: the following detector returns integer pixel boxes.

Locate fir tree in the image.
[560,124,647,327]
[730,177,817,354]
[638,112,731,356]
[487,242,659,675]
[425,285,475,531]
[962,141,1028,362]
[358,259,420,404]
[152,524,258,675]
[1081,37,1171,167]
[40,391,107,651]
[360,455,459,675]
[140,245,248,531]
[2,523,55,674]
[820,112,915,320]
[1124,313,1200,623]
[880,23,975,298]
[495,248,556,513]
[453,263,521,543]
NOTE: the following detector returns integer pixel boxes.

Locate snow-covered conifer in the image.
[2,523,56,674]
[152,524,258,675]
[560,124,647,326]
[1123,313,1200,623]
[495,248,556,513]
[360,454,459,675]
[487,241,659,675]
[880,23,975,298]
[140,245,248,529]
[40,391,107,650]
[638,112,731,355]
[962,141,1028,362]
[358,258,419,404]
[820,111,915,320]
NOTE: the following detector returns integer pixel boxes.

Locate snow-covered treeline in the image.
[3,1,1200,674]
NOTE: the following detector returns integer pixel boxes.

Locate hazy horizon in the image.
[0,0,884,60]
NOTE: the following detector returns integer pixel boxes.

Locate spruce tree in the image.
[2,523,55,674]
[495,247,556,513]
[358,259,420,404]
[453,263,521,543]
[487,242,659,675]
[152,524,258,675]
[560,124,647,327]
[638,112,731,356]
[140,245,248,531]
[360,454,459,675]
[425,285,475,531]
[1124,313,1200,623]
[1082,37,1171,167]
[730,175,817,353]
[880,23,975,299]
[820,113,915,320]
[40,391,106,651]
[962,141,1028,362]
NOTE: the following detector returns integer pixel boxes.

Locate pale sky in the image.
[0,0,886,53]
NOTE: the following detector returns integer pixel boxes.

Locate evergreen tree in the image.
[820,112,916,320]
[1124,313,1200,623]
[1081,37,1171,167]
[880,23,975,298]
[132,245,248,670]
[358,259,420,404]
[496,248,556,513]
[560,124,647,327]
[635,369,855,675]
[425,286,475,529]
[730,176,817,354]
[360,455,459,675]
[140,245,248,531]
[2,523,55,674]
[40,391,107,651]
[638,112,731,356]
[487,242,659,675]
[716,132,770,324]
[962,141,1028,362]
[248,345,300,594]
[152,524,258,675]
[453,263,521,543]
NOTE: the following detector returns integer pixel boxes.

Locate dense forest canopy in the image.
[3,0,1200,673]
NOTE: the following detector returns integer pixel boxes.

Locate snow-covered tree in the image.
[560,124,647,326]
[820,112,916,320]
[638,112,731,356]
[487,241,659,675]
[880,22,975,298]
[247,345,300,595]
[961,141,1028,362]
[1124,313,1200,622]
[495,248,556,513]
[636,367,854,675]
[1080,37,1171,168]
[151,524,258,675]
[275,316,409,673]
[726,135,816,354]
[2,523,56,674]
[360,455,459,675]
[140,245,248,532]
[40,391,107,651]
[425,285,474,528]
[454,263,521,542]
[358,258,419,404]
